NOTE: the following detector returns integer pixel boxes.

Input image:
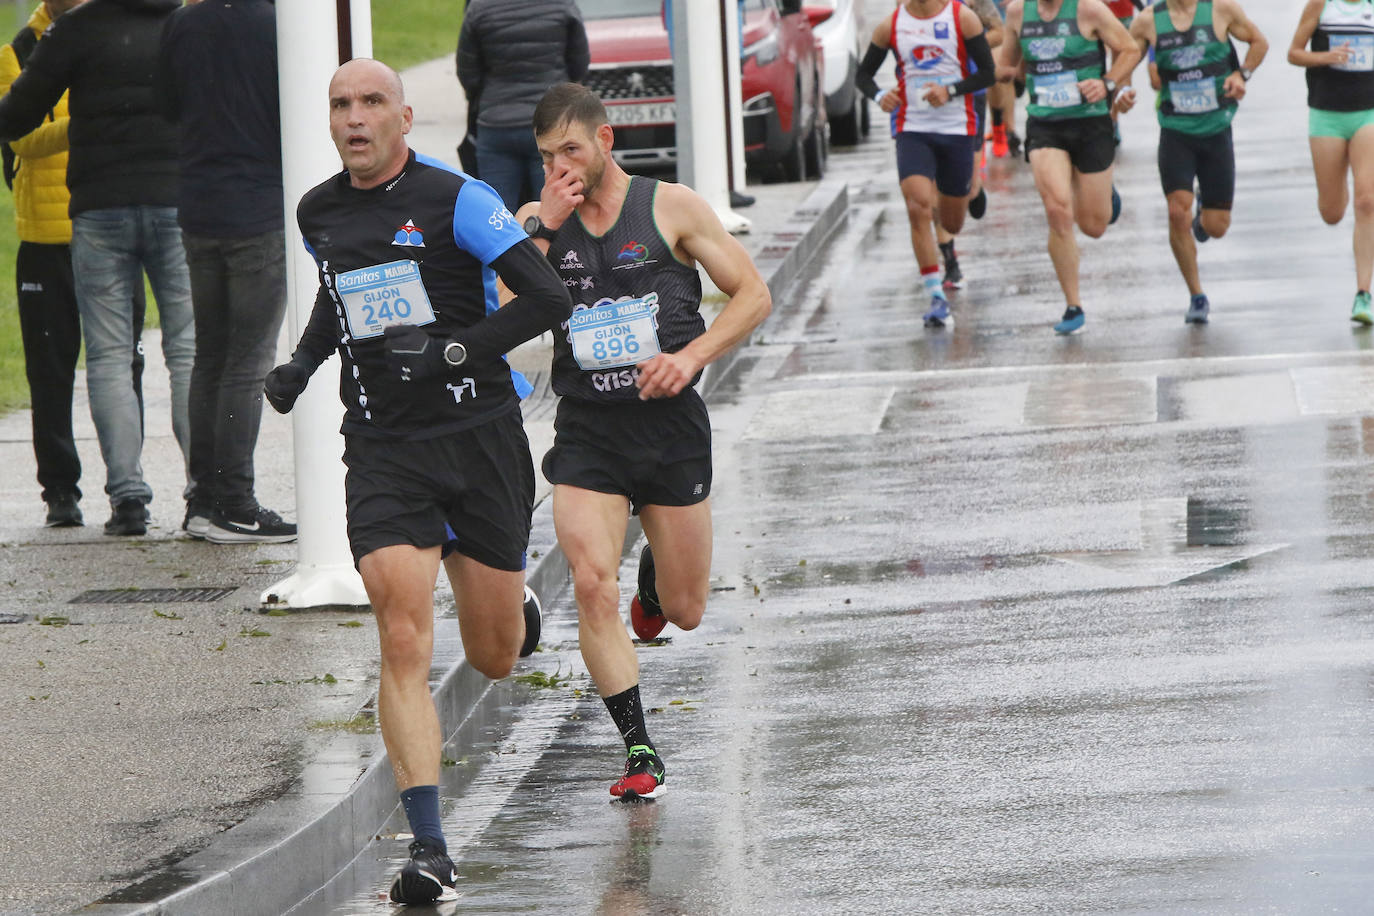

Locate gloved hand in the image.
[384,324,449,382]
[264,362,308,413]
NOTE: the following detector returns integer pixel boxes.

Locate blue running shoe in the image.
[923,296,952,328]
[1109,186,1122,226]
[1185,294,1210,324]
[1191,198,1208,243]
[1054,305,1085,335]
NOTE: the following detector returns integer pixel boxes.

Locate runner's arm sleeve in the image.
[449,239,573,362]
[855,42,890,102]
[948,34,997,97]
[288,286,341,375]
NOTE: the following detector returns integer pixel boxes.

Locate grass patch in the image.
[372,0,465,72]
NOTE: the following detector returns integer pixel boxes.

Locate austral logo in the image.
[392,219,424,247]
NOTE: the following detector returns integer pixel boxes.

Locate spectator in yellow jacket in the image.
[0,0,144,527]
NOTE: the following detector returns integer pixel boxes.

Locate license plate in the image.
[606,102,675,126]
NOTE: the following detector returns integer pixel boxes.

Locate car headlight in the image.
[743,31,779,67]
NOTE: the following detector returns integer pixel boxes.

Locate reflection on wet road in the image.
[302,0,1374,908]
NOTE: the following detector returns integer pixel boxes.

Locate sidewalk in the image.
[0,56,852,916]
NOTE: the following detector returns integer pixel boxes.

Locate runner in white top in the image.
[857,0,997,328]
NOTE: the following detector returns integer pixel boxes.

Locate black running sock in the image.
[604,685,652,751]
[399,785,446,852]
[991,107,1004,127]
[938,240,955,261]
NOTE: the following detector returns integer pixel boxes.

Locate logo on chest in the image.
[392,219,425,248]
[612,240,655,271]
[911,45,948,69]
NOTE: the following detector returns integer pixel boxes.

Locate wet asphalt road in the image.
[299,1,1373,911]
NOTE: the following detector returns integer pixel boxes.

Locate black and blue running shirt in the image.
[545,176,705,404]
[294,150,534,440]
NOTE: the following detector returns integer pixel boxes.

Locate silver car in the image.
[806,0,869,145]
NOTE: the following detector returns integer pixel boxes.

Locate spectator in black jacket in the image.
[0,0,195,538]
[156,0,295,545]
[457,0,590,211]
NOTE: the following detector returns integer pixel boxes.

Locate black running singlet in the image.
[545,176,705,404]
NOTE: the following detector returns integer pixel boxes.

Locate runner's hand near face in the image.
[539,163,584,229]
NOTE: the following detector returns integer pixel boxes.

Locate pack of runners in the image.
[861,0,1374,332]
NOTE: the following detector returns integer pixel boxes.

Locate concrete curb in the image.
[74,179,850,916]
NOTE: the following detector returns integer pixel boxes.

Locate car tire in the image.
[831,90,865,146]
[779,132,806,182]
[803,118,826,178]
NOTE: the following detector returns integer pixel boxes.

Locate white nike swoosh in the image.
[230,520,261,531]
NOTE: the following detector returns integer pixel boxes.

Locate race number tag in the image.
[1334,35,1374,72]
[335,260,436,340]
[1034,71,1083,108]
[1169,77,1219,113]
[911,74,959,111]
[569,294,662,370]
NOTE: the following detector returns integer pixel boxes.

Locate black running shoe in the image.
[205,506,297,544]
[968,187,987,220]
[520,586,541,657]
[941,255,964,290]
[389,840,457,905]
[103,498,147,536]
[182,501,211,539]
[629,544,666,640]
[44,493,83,528]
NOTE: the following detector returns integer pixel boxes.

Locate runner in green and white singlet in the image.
[1289,0,1374,323]
[1118,0,1267,324]
[998,0,1140,334]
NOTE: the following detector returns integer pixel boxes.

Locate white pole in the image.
[681,1,749,233]
[263,0,368,610]
[349,0,371,59]
[723,0,747,203]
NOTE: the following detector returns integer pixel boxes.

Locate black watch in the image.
[523,215,558,242]
[1240,67,1253,82]
[443,340,468,367]
[1103,78,1117,94]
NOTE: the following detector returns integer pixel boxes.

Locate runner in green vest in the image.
[1118,0,1267,323]
[998,0,1140,334]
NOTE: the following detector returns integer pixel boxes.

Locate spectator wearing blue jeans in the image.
[457,0,590,211]
[0,0,195,537]
[157,0,295,545]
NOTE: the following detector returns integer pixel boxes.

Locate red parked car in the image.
[579,0,826,182]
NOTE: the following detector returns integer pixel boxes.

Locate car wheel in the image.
[831,90,864,146]
[804,118,826,178]
[780,132,806,182]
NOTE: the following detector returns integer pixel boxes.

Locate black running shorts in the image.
[1024,114,1116,174]
[1157,125,1235,210]
[542,388,712,514]
[342,410,535,571]
[895,131,980,197]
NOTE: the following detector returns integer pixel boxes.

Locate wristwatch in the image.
[523,215,558,242]
[1240,67,1253,82]
[1103,78,1117,94]
[443,340,468,367]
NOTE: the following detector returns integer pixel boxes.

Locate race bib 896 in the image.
[569,294,662,370]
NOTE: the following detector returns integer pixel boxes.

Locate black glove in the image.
[264,361,308,413]
[384,324,450,382]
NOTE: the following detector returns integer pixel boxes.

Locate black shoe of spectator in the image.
[44,493,83,528]
[104,499,147,536]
